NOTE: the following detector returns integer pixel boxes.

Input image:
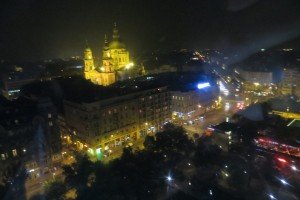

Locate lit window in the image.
[12,149,17,157]
[1,154,5,160]
[48,113,52,118]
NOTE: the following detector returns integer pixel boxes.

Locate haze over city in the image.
[1,0,300,61]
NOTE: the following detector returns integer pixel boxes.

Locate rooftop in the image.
[22,72,217,104]
[212,122,239,132]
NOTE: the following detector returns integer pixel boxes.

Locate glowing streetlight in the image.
[125,62,134,69]
[268,194,276,200]
[280,178,288,185]
[166,175,172,182]
[291,165,297,171]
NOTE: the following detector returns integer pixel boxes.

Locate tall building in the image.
[236,68,273,85]
[63,85,170,155]
[84,24,130,86]
[281,67,300,96]
[0,96,61,179]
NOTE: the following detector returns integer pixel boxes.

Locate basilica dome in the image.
[108,40,126,49]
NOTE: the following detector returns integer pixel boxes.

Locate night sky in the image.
[0,0,300,61]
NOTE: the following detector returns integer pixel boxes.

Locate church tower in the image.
[102,34,113,72]
[99,35,116,86]
[84,44,95,80]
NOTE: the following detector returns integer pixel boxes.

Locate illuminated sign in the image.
[197,82,210,89]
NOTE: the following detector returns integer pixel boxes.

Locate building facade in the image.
[171,90,219,120]
[0,96,61,180]
[237,68,273,85]
[280,67,300,96]
[63,86,171,156]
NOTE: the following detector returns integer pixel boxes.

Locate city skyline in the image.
[1,1,300,199]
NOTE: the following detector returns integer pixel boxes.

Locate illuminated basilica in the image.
[84,24,131,86]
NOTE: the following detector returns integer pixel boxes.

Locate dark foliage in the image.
[50,124,228,199]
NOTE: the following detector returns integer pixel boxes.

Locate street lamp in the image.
[291,165,298,171]
[125,62,134,70]
[268,194,276,200]
[280,179,288,185]
[166,175,172,182]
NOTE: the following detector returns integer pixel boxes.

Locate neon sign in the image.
[197,82,210,89]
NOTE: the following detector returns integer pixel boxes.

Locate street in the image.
[182,108,229,135]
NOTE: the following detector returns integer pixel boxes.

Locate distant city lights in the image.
[219,81,229,96]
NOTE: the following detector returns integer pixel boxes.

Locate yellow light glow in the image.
[125,62,134,69]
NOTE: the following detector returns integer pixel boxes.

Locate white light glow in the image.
[166,176,172,182]
[197,82,210,89]
[280,179,288,185]
[291,165,297,171]
[125,62,134,69]
[219,81,229,96]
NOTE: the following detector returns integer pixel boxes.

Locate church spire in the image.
[104,34,108,46]
[85,39,90,49]
[112,22,119,40]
